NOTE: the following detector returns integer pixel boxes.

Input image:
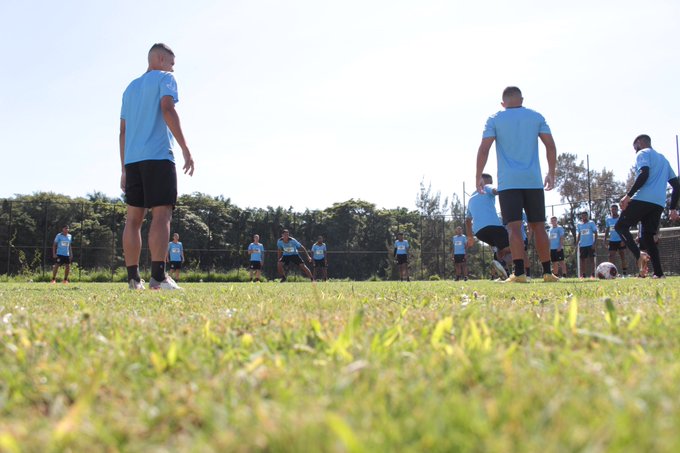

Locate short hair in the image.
[502,86,522,101]
[282,229,289,234]
[610,204,619,209]
[63,224,70,229]
[634,134,651,146]
[550,216,557,221]
[148,43,175,57]
[481,173,493,184]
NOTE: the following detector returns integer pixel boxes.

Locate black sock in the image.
[151,261,166,282]
[525,267,531,278]
[127,265,140,282]
[513,260,525,276]
[542,261,551,275]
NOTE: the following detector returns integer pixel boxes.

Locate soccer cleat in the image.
[128,279,145,290]
[542,273,560,283]
[50,280,56,284]
[491,260,508,279]
[149,275,183,290]
[63,279,69,284]
[503,273,528,283]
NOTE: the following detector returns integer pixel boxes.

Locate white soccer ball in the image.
[596,262,618,279]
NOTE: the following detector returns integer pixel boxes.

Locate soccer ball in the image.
[596,262,618,279]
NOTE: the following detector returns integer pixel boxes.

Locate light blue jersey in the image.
[466,185,502,234]
[452,235,466,255]
[549,226,565,250]
[605,217,621,242]
[632,148,677,207]
[395,240,409,255]
[167,241,183,261]
[121,70,179,165]
[54,233,72,256]
[248,243,265,262]
[278,237,302,256]
[312,243,327,260]
[577,221,598,247]
[482,107,551,191]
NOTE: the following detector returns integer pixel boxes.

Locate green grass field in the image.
[2,279,680,452]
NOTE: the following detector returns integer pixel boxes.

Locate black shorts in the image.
[498,189,546,224]
[476,226,510,251]
[453,254,466,264]
[124,160,177,208]
[579,246,594,258]
[280,255,303,266]
[55,255,71,265]
[608,240,626,251]
[249,261,262,270]
[169,261,182,270]
[313,259,326,268]
[550,249,564,262]
[616,200,664,246]
[396,254,408,265]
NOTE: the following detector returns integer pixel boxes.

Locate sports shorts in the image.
[249,261,262,270]
[169,261,182,270]
[396,254,408,265]
[579,246,594,258]
[313,259,326,268]
[453,254,466,264]
[476,225,510,251]
[280,254,303,266]
[550,249,564,262]
[124,159,177,209]
[498,189,546,224]
[55,255,71,265]
[608,240,626,251]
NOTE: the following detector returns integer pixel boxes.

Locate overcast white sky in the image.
[1,0,679,212]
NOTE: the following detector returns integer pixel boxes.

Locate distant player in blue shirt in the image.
[120,43,195,291]
[548,216,567,277]
[616,134,680,278]
[51,225,72,283]
[277,229,314,282]
[475,86,558,283]
[165,233,185,281]
[311,236,328,281]
[576,212,598,278]
[604,204,628,276]
[247,234,265,282]
[465,174,510,279]
[451,226,468,281]
[394,233,410,281]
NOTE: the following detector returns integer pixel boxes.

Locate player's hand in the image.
[120,170,126,192]
[544,173,555,191]
[620,195,630,210]
[476,176,485,194]
[671,210,680,222]
[182,149,195,176]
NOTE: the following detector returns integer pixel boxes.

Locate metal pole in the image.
[587,154,592,215]
[676,134,679,177]
[79,203,84,280]
[110,204,116,282]
[6,201,12,275]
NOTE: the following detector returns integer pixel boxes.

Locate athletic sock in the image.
[151,261,166,282]
[127,265,141,282]
[542,261,551,275]
[513,260,525,276]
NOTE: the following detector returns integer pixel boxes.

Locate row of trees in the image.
[1,153,675,279]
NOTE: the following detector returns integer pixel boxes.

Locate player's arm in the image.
[475,137,495,193]
[593,224,598,242]
[621,166,650,209]
[465,218,475,248]
[119,119,126,192]
[298,244,312,262]
[539,133,557,190]
[669,177,680,221]
[181,247,185,262]
[52,239,57,258]
[160,96,194,176]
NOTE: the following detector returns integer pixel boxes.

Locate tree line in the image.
[1,153,674,280]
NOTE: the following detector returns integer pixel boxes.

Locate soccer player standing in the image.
[616,134,680,278]
[548,216,567,277]
[120,43,194,290]
[393,233,410,281]
[311,236,328,281]
[248,234,265,282]
[604,204,628,276]
[576,212,598,278]
[51,225,72,283]
[451,226,468,281]
[165,233,184,281]
[475,86,559,283]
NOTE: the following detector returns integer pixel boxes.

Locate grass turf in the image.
[1,279,680,452]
